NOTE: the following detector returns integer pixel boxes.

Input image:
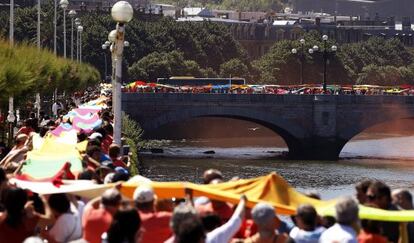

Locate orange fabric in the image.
[120,173,312,215]
[358,230,387,243]
[82,206,112,243]
[139,211,172,243]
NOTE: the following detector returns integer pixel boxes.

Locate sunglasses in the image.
[367,194,377,201]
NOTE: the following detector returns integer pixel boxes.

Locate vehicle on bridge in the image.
[156,77,246,86]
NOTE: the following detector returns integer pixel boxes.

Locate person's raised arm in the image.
[207,195,247,243]
[35,195,54,229]
[232,195,247,220]
[85,195,102,210]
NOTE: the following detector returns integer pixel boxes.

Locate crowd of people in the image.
[122,83,414,96]
[0,165,412,243]
[0,85,412,243]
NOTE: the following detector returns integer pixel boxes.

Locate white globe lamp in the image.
[111,1,134,23]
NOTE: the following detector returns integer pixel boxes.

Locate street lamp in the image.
[54,0,57,55]
[77,25,83,63]
[75,18,81,61]
[37,0,41,49]
[308,35,337,93]
[60,0,69,58]
[291,38,306,84]
[7,97,15,147]
[68,10,76,60]
[110,0,134,146]
[102,42,110,81]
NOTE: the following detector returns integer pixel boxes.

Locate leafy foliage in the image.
[0,39,100,103]
[128,51,203,81]
[254,31,414,85]
[220,58,249,78]
[2,5,414,85]
[122,112,144,176]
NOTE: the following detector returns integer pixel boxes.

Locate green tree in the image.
[219,58,249,78]
[0,40,99,103]
[128,51,203,81]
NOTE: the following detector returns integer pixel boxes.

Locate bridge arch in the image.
[337,112,414,156]
[140,107,309,157]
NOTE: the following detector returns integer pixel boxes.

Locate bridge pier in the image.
[288,137,347,161]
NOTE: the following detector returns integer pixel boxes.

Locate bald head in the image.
[101,188,122,207]
[203,169,223,184]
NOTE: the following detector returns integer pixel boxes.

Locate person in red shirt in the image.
[101,124,113,154]
[133,186,172,243]
[82,188,122,243]
[109,144,127,168]
[358,219,387,243]
[0,188,53,243]
[16,119,35,136]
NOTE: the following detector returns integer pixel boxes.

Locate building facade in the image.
[293,0,414,21]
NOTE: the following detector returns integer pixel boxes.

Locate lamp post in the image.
[291,38,306,84]
[68,10,76,60]
[54,0,57,55]
[10,0,14,46]
[9,0,14,141]
[75,18,80,61]
[77,25,83,63]
[37,0,41,49]
[108,29,117,105]
[308,35,337,94]
[60,0,69,58]
[7,98,15,147]
[102,41,111,81]
[110,1,133,146]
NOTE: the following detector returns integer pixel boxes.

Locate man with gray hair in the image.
[242,202,288,243]
[320,197,359,243]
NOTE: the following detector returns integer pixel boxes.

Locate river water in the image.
[140,131,414,200]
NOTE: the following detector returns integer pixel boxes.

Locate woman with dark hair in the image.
[102,207,142,243]
[0,188,51,243]
[41,193,83,243]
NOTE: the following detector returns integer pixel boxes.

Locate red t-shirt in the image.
[0,215,38,243]
[139,210,172,243]
[358,230,387,243]
[82,206,113,243]
[112,158,127,168]
[17,127,34,136]
[101,135,113,154]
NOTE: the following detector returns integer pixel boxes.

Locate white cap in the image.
[104,172,115,184]
[133,186,155,203]
[88,132,103,140]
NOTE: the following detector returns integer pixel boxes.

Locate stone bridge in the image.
[122,93,414,160]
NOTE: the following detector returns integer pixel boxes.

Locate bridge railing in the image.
[123,93,414,105]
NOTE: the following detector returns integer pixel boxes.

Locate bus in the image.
[156,77,246,86]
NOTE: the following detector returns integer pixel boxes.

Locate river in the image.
[139,120,414,200]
